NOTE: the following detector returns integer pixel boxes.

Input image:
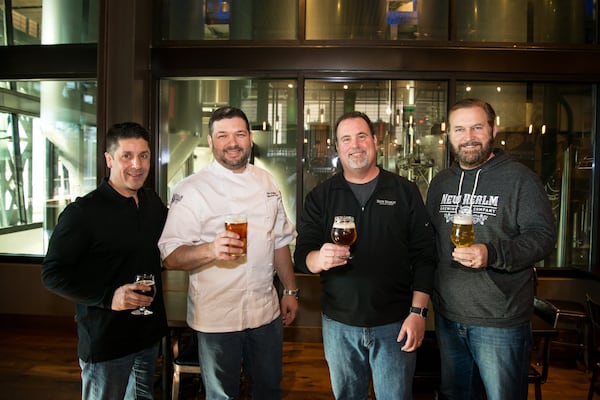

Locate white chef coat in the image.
[158,161,296,332]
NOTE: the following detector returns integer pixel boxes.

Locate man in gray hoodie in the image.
[426,98,556,400]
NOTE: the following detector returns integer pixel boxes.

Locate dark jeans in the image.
[196,317,283,400]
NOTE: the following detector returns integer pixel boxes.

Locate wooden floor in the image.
[0,317,593,400]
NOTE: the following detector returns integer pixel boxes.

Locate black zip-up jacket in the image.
[294,168,436,327]
[41,178,168,362]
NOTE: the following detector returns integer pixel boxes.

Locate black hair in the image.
[208,106,251,135]
[106,122,151,154]
[334,111,375,141]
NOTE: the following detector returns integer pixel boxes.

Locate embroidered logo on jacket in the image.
[375,199,396,206]
[170,193,183,204]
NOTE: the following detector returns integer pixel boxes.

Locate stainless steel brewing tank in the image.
[305,0,387,40]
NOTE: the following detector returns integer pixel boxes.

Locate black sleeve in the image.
[293,187,328,274]
[41,203,110,307]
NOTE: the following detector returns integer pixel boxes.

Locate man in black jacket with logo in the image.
[294,111,436,400]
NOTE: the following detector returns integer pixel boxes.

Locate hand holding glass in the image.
[224,213,247,256]
[131,273,156,316]
[450,213,474,248]
[331,216,357,259]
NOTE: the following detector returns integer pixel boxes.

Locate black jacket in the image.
[294,168,436,327]
[41,178,168,362]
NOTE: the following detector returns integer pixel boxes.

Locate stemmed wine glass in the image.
[131,273,156,316]
[331,216,357,259]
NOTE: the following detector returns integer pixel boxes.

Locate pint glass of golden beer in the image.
[450,213,474,248]
[331,216,357,259]
[224,213,247,255]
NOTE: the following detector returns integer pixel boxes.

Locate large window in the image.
[158,78,298,223]
[160,0,595,44]
[1,0,597,278]
[306,0,449,40]
[1,0,98,45]
[161,0,298,40]
[456,0,596,43]
[303,79,447,199]
[0,80,97,255]
[455,82,594,269]
[157,77,596,273]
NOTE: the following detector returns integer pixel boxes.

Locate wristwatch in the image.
[409,306,429,318]
[282,288,299,300]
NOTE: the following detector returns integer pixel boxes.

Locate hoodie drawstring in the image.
[456,169,482,215]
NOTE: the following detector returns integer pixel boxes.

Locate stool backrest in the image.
[586,294,600,357]
[588,294,600,329]
[534,296,559,327]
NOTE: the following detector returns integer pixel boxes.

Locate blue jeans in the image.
[435,313,532,400]
[196,317,283,400]
[79,342,159,400]
[322,314,416,400]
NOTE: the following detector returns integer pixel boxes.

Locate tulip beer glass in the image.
[450,212,475,248]
[331,215,357,259]
[131,273,156,316]
[225,213,248,255]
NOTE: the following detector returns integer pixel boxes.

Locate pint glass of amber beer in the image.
[224,213,247,255]
[450,212,474,248]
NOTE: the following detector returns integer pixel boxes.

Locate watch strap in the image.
[409,306,428,318]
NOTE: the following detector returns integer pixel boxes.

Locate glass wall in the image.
[456,0,596,43]
[303,79,447,199]
[160,0,595,44]
[455,82,594,268]
[0,0,98,45]
[306,0,449,40]
[161,0,298,40]
[158,78,595,272]
[0,80,97,255]
[158,78,298,223]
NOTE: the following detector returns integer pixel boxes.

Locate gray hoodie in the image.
[426,149,556,327]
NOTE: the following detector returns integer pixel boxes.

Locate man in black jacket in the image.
[294,111,436,400]
[41,122,168,400]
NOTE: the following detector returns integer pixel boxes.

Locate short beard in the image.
[218,147,250,171]
[222,156,249,170]
[452,138,494,169]
[344,150,369,170]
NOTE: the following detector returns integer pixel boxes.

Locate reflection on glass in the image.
[1,0,99,45]
[158,78,298,224]
[303,79,447,200]
[162,0,297,40]
[456,82,593,269]
[306,0,448,40]
[456,0,594,44]
[0,80,97,255]
[159,0,594,43]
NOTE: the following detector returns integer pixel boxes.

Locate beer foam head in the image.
[333,216,355,228]
[333,221,355,229]
[225,213,247,224]
[453,213,473,224]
